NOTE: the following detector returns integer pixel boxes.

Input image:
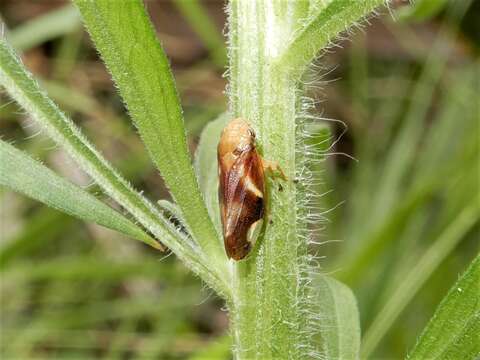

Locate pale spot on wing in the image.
[244,176,263,198]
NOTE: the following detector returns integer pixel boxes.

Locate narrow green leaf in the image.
[408,254,480,360]
[0,37,230,299]
[314,275,361,360]
[361,199,480,358]
[194,114,228,234]
[279,0,385,75]
[0,140,160,249]
[73,0,223,263]
[0,37,170,246]
[172,0,227,67]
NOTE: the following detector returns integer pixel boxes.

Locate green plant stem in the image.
[228,1,305,358]
[227,0,388,357]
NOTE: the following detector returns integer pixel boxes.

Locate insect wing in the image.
[218,147,265,259]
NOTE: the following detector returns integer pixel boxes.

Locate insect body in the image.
[218,118,266,260]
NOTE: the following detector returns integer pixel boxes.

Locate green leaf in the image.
[0,140,160,250]
[73,0,223,263]
[279,0,385,75]
[314,275,361,360]
[0,36,230,299]
[194,114,229,234]
[407,254,480,360]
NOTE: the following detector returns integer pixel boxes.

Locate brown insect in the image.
[218,118,284,260]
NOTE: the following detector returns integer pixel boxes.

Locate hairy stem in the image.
[228,1,308,358]
[226,0,389,358]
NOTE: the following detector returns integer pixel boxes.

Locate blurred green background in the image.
[0,1,478,359]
